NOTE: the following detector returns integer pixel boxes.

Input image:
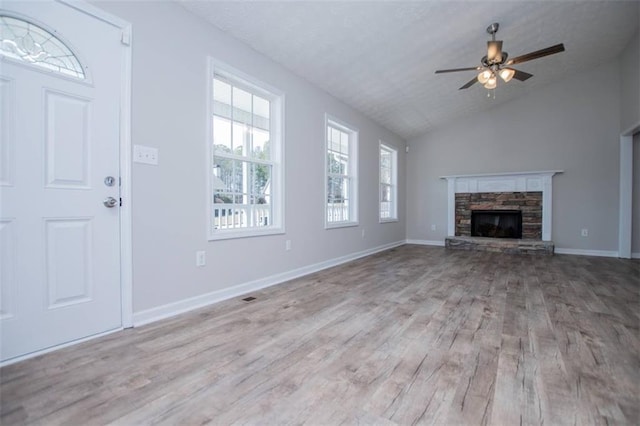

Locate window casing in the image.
[379,142,398,222]
[325,115,358,228]
[208,60,284,240]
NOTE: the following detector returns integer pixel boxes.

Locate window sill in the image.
[208,227,285,241]
[325,221,359,230]
[379,218,399,224]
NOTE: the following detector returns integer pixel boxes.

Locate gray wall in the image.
[407,62,621,252]
[620,29,639,256]
[620,29,639,132]
[94,2,406,316]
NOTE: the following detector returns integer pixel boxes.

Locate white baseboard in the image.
[406,239,445,247]
[0,327,123,367]
[133,240,406,327]
[632,252,640,259]
[554,248,619,258]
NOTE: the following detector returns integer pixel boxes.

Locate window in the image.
[0,15,85,79]
[325,115,358,227]
[208,60,284,240]
[379,142,398,221]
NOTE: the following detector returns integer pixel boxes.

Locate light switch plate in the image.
[196,251,206,267]
[133,145,158,165]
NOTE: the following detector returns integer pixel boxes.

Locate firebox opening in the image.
[471,210,522,239]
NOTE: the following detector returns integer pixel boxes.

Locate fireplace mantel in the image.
[440,170,563,241]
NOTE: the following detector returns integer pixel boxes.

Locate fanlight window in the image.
[0,15,85,79]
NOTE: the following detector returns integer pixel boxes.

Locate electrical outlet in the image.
[196,250,206,267]
[431,224,437,231]
[581,228,589,237]
[133,145,159,165]
[361,229,366,238]
[285,240,291,251]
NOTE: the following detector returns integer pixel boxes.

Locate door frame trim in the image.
[58,0,133,327]
[619,121,639,259]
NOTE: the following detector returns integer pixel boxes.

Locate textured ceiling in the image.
[179,1,639,141]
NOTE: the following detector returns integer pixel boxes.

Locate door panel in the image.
[44,90,91,189]
[0,1,123,362]
[45,218,93,309]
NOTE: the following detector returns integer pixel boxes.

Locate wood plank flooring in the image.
[1,245,639,425]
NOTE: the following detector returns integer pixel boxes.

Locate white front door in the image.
[0,1,124,362]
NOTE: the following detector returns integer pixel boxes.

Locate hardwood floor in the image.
[1,245,639,425]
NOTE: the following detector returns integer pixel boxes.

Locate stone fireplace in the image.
[456,192,541,239]
[440,171,562,254]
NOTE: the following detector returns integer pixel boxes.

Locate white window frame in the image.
[325,114,358,229]
[379,142,398,222]
[207,58,285,240]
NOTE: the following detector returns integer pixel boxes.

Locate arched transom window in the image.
[0,15,85,79]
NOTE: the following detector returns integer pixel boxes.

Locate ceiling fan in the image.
[435,23,565,90]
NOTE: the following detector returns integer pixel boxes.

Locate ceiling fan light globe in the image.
[484,77,497,89]
[499,68,516,82]
[477,70,492,84]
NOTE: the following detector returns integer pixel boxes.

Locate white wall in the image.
[93,2,406,316]
[406,62,621,252]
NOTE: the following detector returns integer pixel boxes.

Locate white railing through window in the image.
[213,204,271,230]
[327,203,350,223]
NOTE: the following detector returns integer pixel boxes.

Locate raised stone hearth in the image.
[445,236,555,255]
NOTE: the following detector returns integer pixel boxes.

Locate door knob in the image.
[103,197,118,208]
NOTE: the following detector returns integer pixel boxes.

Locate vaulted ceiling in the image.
[179,1,639,141]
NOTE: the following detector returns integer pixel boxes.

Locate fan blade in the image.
[435,67,479,74]
[459,77,478,90]
[507,43,565,65]
[512,69,533,81]
[487,40,503,63]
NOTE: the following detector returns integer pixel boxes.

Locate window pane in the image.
[213,79,231,105]
[232,122,246,156]
[213,116,232,152]
[381,167,391,184]
[327,177,338,203]
[380,149,391,168]
[328,152,346,175]
[232,87,252,125]
[331,127,340,146]
[253,95,270,131]
[0,16,85,79]
[327,176,350,222]
[380,202,390,219]
[252,128,270,160]
[381,184,391,202]
[340,131,349,155]
[250,162,271,204]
